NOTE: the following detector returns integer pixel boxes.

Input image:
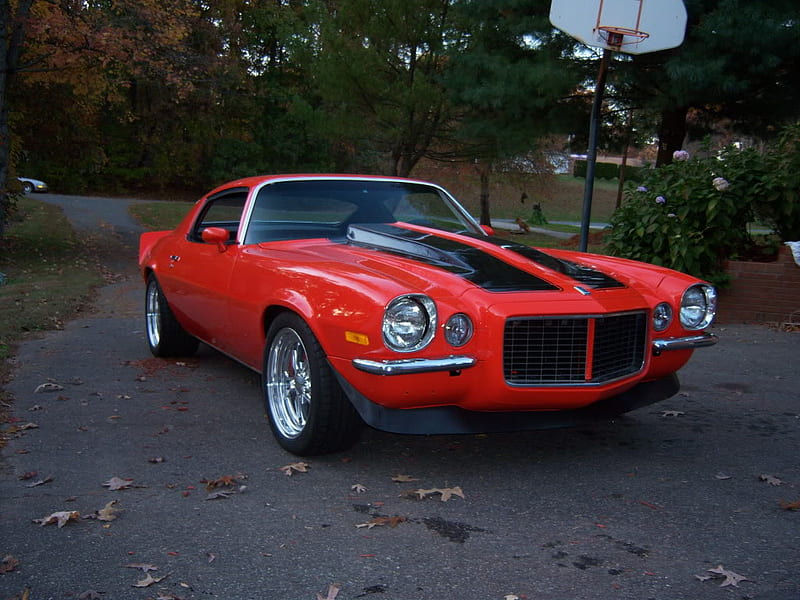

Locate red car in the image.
[139,174,718,455]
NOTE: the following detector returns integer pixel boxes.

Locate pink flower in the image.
[637,186,648,192]
[655,196,667,204]
[712,177,730,191]
[673,150,690,161]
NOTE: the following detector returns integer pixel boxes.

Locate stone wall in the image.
[717,245,800,324]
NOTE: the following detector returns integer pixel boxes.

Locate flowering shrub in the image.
[606,146,757,286]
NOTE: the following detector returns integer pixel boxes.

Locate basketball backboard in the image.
[549,0,687,55]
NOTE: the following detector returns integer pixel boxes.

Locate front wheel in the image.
[145,274,199,357]
[264,313,362,455]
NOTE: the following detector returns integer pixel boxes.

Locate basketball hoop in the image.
[597,25,650,49]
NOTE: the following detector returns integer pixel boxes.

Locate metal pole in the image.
[579,48,612,252]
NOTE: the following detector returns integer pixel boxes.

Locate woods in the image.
[2,0,799,236]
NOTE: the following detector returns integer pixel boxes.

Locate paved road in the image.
[1,194,799,600]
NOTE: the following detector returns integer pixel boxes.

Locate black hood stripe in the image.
[474,235,626,289]
[346,224,557,292]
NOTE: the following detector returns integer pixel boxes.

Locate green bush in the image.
[753,122,800,241]
[573,160,619,179]
[606,146,756,286]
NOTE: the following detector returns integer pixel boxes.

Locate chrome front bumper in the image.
[352,355,477,375]
[652,332,718,355]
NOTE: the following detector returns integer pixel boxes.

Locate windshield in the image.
[242,179,482,244]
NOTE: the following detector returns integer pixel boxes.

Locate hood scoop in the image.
[346,224,558,292]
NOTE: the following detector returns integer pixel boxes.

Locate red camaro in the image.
[139,174,718,455]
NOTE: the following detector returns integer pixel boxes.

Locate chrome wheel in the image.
[145,279,162,349]
[144,274,198,357]
[266,327,312,439]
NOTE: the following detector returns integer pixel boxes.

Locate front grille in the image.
[503,312,647,385]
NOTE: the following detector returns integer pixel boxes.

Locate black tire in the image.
[263,313,362,455]
[21,182,34,194]
[145,274,199,357]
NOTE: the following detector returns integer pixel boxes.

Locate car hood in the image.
[343,223,627,294]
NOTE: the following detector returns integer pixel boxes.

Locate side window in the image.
[190,190,248,242]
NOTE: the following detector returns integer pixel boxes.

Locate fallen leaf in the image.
[34,510,80,527]
[148,457,166,464]
[660,410,685,417]
[351,483,367,494]
[34,382,63,393]
[77,591,104,600]
[703,565,749,587]
[133,573,168,587]
[759,474,782,486]
[779,499,800,511]
[280,462,310,476]
[355,516,407,529]
[205,490,234,500]
[714,472,732,480]
[202,474,245,491]
[316,583,341,600]
[18,471,38,480]
[410,487,465,502]
[103,476,134,490]
[96,500,120,522]
[391,474,418,483]
[0,554,20,574]
[25,475,54,488]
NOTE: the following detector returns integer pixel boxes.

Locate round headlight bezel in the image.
[653,302,673,332]
[680,284,717,330]
[382,294,437,352]
[444,313,474,347]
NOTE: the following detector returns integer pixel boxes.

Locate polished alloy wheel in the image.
[266,327,312,439]
[145,280,162,349]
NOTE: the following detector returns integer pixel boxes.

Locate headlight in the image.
[444,313,473,347]
[680,284,717,330]
[382,295,436,352]
[653,302,673,332]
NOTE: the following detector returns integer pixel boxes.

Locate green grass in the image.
[0,197,105,361]
[128,200,194,231]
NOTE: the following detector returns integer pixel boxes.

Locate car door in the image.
[163,188,249,351]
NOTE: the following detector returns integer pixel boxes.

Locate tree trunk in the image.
[655,106,688,167]
[477,160,492,227]
[1,0,35,239]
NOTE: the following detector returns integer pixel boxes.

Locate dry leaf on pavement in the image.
[391,474,418,483]
[697,565,749,587]
[102,476,135,490]
[1,554,20,573]
[759,474,783,486]
[409,487,465,501]
[96,500,120,522]
[351,484,367,494]
[25,475,54,488]
[280,462,309,476]
[355,516,407,529]
[316,583,341,600]
[34,510,80,528]
[133,572,168,587]
[779,499,800,511]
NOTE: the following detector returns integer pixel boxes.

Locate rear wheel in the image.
[145,274,199,357]
[264,313,362,455]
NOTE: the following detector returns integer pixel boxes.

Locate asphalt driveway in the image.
[1,194,798,600]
